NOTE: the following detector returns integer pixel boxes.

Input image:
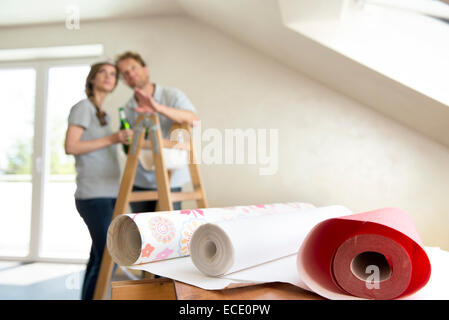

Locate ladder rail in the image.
[93,114,207,300]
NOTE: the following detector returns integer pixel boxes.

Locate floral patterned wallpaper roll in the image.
[107,202,315,266]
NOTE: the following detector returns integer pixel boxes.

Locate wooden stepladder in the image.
[93,113,208,300]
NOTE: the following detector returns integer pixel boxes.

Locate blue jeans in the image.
[75,198,117,300]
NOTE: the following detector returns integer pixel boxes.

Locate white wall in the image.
[1,16,448,249]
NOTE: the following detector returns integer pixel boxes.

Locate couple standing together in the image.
[64,51,199,300]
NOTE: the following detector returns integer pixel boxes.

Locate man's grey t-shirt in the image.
[68,99,121,199]
[123,84,196,189]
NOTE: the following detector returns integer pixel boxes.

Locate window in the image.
[279,0,449,105]
[0,68,36,257]
[0,46,102,262]
[40,65,91,259]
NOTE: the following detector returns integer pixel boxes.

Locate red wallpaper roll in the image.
[297,208,431,299]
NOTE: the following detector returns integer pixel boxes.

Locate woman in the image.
[65,62,132,300]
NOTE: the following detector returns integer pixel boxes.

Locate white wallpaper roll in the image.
[189,205,352,276]
[107,202,315,267]
[138,148,189,171]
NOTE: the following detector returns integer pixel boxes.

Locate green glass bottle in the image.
[119,107,131,154]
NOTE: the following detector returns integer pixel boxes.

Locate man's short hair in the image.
[115,51,146,67]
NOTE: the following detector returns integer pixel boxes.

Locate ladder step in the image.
[129,190,203,203]
[171,191,203,202]
[129,191,159,202]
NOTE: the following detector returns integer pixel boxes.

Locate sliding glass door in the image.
[41,65,91,260]
[0,60,93,262]
[0,68,36,257]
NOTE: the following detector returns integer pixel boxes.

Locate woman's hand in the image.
[114,129,134,145]
[66,125,133,155]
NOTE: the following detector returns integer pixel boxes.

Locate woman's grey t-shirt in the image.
[68,99,120,199]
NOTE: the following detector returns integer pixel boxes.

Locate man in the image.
[116,51,198,212]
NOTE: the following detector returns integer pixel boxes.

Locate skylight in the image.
[279,0,449,107]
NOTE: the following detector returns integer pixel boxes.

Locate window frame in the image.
[0,56,97,264]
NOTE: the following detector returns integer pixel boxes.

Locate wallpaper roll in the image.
[139,148,189,171]
[189,205,352,276]
[107,202,315,266]
[296,207,432,299]
[117,205,441,298]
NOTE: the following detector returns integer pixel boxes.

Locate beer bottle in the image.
[119,107,131,154]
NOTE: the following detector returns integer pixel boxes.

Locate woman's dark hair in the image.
[85,62,118,126]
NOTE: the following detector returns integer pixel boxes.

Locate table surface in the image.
[110,278,323,300]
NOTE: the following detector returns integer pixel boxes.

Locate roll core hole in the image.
[114,217,141,266]
[204,240,217,260]
[350,251,391,282]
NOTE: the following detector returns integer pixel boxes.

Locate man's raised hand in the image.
[134,88,160,113]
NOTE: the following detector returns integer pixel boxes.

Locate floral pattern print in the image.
[286,202,314,209]
[118,202,315,265]
[149,216,176,243]
[180,209,205,218]
[155,248,174,260]
[141,243,155,258]
[179,219,206,256]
